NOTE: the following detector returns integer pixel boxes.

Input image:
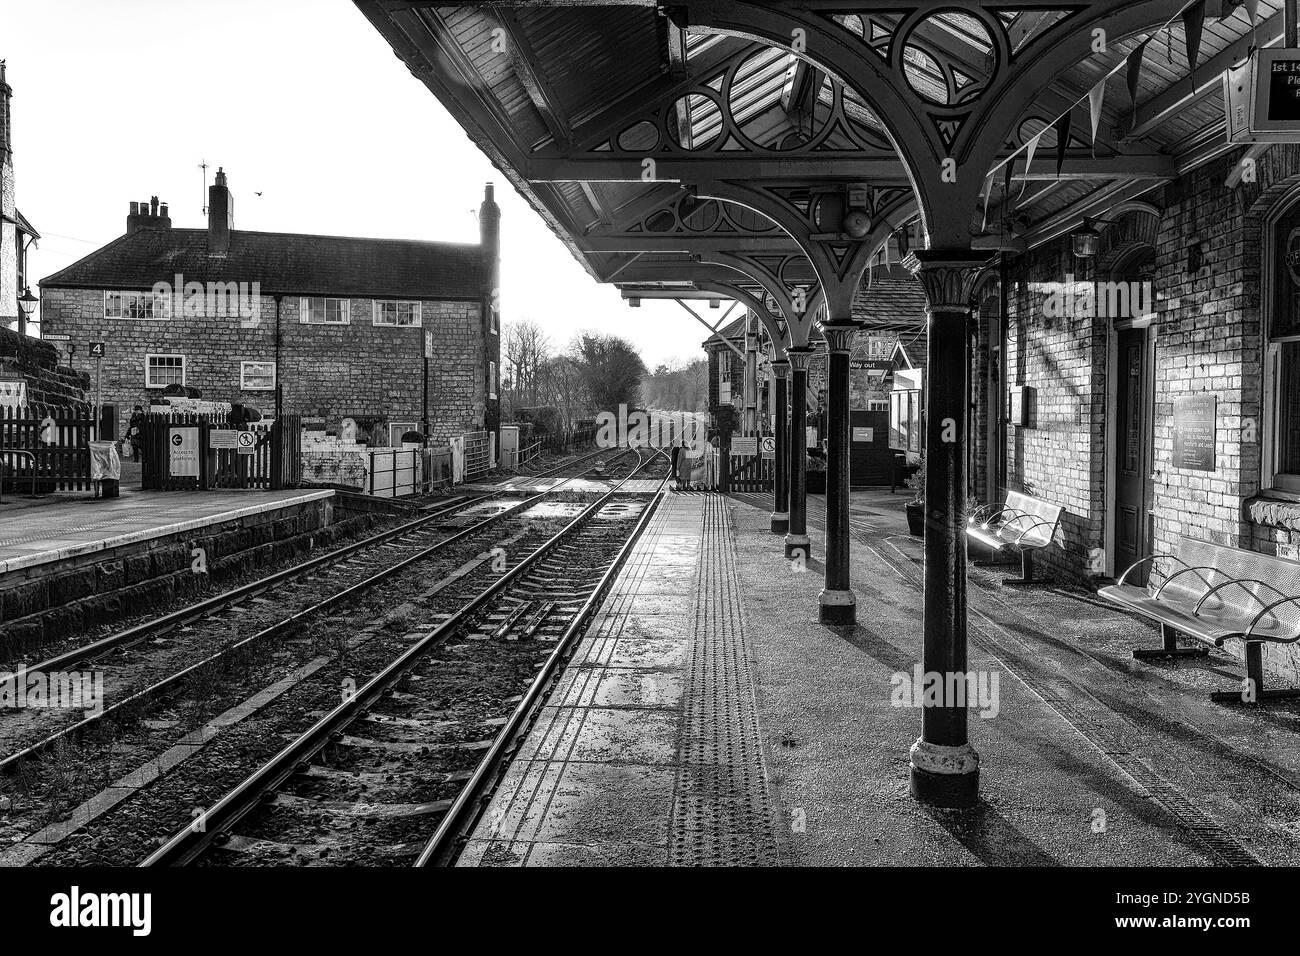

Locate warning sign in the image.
[731,436,758,456]
[761,436,776,460]
[168,426,199,477]
[237,431,256,455]
[209,429,238,450]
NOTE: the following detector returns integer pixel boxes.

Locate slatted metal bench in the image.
[1098,536,1300,704]
[966,490,1063,585]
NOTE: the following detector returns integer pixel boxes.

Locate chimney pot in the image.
[130,201,139,215]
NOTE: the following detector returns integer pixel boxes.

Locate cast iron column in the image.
[784,347,812,561]
[906,251,984,808]
[771,359,789,534]
[819,322,859,624]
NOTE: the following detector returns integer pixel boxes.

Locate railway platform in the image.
[0,488,335,577]
[461,489,1300,867]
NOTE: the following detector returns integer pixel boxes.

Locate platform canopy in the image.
[356,0,1255,341]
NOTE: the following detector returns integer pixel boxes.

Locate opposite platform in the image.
[0,489,335,577]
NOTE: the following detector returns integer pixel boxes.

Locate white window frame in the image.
[105,290,170,320]
[372,300,422,327]
[489,360,498,399]
[1262,183,1300,495]
[488,299,499,334]
[240,361,276,392]
[145,353,186,389]
[299,296,351,325]
[387,422,418,446]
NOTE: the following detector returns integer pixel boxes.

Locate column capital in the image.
[820,322,859,354]
[786,346,815,371]
[903,250,990,312]
[770,359,790,379]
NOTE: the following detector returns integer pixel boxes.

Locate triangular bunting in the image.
[1054,110,1072,179]
[1126,39,1148,114]
[1020,130,1043,202]
[1088,79,1106,157]
[1245,0,1260,28]
[981,172,995,232]
[1183,0,1206,82]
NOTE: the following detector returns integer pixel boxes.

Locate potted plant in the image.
[805,451,827,494]
[904,452,925,536]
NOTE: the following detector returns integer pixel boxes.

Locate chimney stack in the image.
[479,181,500,324]
[208,166,233,256]
[0,60,12,165]
[127,195,172,233]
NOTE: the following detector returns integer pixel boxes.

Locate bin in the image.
[89,440,121,499]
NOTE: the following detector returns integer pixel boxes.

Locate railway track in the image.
[0,443,635,774]
[140,448,670,866]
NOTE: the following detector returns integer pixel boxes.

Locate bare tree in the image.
[502,319,552,418]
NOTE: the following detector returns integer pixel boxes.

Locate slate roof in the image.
[40,226,488,299]
[851,272,928,331]
[2,208,39,239]
[702,313,749,347]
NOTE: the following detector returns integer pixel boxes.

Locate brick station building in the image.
[39,169,502,444]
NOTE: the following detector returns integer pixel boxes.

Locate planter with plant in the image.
[904,452,925,536]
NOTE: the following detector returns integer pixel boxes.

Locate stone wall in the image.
[38,288,486,440]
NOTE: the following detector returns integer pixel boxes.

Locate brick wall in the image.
[39,288,486,441]
[994,144,1300,681]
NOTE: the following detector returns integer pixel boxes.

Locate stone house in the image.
[38,169,502,444]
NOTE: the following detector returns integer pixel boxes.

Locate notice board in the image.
[169,426,200,477]
[1172,394,1217,472]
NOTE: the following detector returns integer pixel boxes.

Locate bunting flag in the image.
[897,225,910,257]
[1183,0,1206,85]
[1088,78,1106,155]
[1245,0,1260,36]
[1054,110,1072,179]
[1126,39,1148,112]
[981,172,993,232]
[1019,129,1044,201]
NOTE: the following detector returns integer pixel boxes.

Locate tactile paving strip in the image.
[668,494,780,866]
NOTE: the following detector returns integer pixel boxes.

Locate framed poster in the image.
[1172,394,1217,472]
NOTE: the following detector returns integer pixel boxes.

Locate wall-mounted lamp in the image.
[16,287,38,338]
[1070,218,1102,259]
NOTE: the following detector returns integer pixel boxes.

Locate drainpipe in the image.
[274,294,283,422]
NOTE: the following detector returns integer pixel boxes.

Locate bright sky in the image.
[5,0,705,369]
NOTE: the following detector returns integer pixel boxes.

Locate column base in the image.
[783,533,810,561]
[908,737,980,808]
[818,587,856,625]
[770,511,789,534]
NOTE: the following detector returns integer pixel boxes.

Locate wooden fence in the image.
[140,412,302,491]
[726,451,774,493]
[0,403,95,494]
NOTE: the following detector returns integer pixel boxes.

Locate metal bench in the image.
[967,490,1063,585]
[1098,536,1300,704]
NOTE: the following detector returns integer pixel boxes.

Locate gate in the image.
[727,452,774,493]
[463,430,490,481]
[1,404,95,494]
[140,412,302,491]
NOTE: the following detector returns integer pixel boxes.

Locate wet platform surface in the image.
[464,487,1300,866]
[0,489,334,576]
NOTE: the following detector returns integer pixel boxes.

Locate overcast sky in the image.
[5,0,708,369]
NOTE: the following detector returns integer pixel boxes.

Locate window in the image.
[489,360,498,399]
[300,297,349,324]
[889,388,922,453]
[145,354,185,389]
[373,300,421,327]
[867,338,890,359]
[1266,196,1300,492]
[240,361,276,391]
[105,290,170,320]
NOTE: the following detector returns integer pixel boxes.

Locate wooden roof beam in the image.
[1117,8,1283,143]
[488,8,573,148]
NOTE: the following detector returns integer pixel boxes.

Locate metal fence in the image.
[0,403,95,494]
